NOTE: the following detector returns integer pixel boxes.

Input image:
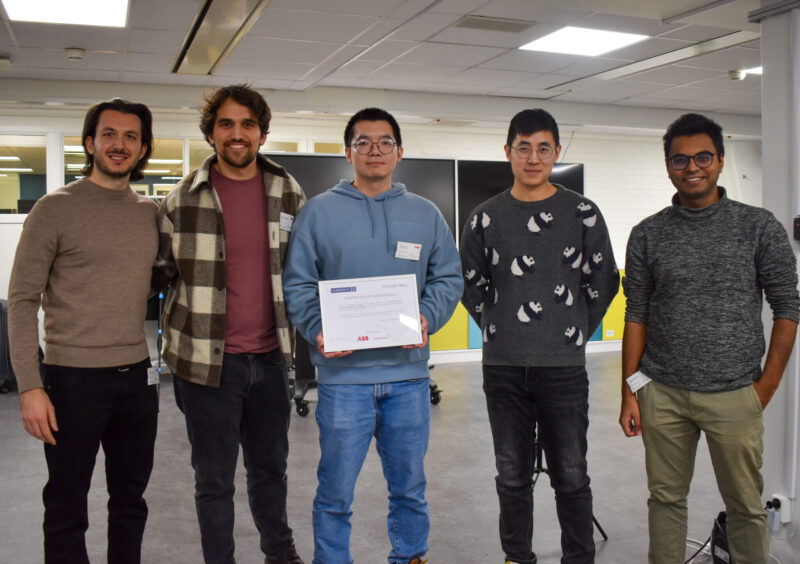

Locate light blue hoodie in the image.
[283,179,463,384]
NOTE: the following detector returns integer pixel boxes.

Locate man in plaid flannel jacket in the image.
[154,85,306,564]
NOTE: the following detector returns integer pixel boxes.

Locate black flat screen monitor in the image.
[457,161,584,237]
[266,153,457,236]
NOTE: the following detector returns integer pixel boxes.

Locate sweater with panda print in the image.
[460,185,619,367]
[624,187,800,392]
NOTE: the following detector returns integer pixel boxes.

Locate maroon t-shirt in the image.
[211,166,277,354]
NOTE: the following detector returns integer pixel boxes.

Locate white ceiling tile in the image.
[691,74,761,91]
[606,37,692,60]
[488,86,562,99]
[654,85,727,102]
[266,0,406,17]
[395,42,506,66]
[679,47,761,72]
[10,22,125,50]
[615,97,685,109]
[326,60,386,79]
[552,91,625,103]
[215,58,315,80]
[321,44,373,68]
[430,0,490,14]
[555,57,631,77]
[475,0,592,25]
[124,52,176,73]
[511,73,572,90]
[571,79,667,98]
[128,0,199,31]
[342,77,433,91]
[232,37,343,64]
[710,90,761,107]
[358,40,418,62]
[720,104,760,116]
[127,29,186,55]
[119,71,212,87]
[439,67,537,86]
[575,13,680,36]
[659,24,735,42]
[25,68,121,82]
[389,13,462,41]
[248,8,379,43]
[21,48,121,71]
[479,49,586,73]
[667,99,728,112]
[627,65,723,86]
[429,22,559,49]
[424,83,499,95]
[353,17,406,44]
[368,62,463,82]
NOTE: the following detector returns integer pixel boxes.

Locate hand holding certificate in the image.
[318,274,423,353]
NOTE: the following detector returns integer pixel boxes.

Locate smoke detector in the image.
[65,48,86,61]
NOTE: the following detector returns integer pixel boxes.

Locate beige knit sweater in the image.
[8,178,158,392]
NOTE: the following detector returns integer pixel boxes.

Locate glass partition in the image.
[0,134,47,213]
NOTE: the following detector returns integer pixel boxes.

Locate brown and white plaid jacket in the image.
[154,153,306,387]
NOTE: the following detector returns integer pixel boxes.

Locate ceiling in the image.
[0,0,766,115]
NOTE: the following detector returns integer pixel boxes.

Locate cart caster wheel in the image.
[296,401,310,417]
[430,390,441,405]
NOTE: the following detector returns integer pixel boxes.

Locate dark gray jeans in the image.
[174,349,294,564]
[483,364,594,564]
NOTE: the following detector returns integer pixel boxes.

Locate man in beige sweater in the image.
[8,99,159,564]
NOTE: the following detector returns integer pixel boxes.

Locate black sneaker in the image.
[265,544,304,564]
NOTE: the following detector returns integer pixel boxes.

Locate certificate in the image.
[318,274,422,352]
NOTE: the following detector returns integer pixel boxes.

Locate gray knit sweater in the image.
[624,187,800,392]
[461,186,619,366]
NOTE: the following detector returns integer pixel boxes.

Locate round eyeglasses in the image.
[668,151,719,170]
[510,144,555,161]
[350,138,397,155]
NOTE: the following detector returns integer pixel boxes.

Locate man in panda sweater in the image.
[620,114,800,564]
[460,109,619,564]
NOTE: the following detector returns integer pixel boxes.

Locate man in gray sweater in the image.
[619,113,800,564]
[461,109,619,564]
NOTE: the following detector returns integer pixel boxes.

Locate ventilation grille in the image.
[453,15,536,33]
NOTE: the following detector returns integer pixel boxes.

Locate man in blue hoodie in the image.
[284,107,463,564]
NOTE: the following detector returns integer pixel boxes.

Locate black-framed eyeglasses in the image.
[510,144,555,160]
[350,138,397,155]
[668,151,719,170]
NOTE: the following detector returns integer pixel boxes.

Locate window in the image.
[0,134,47,213]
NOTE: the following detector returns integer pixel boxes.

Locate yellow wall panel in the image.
[603,270,625,341]
[430,302,469,351]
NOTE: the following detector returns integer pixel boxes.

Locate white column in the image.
[756,3,800,507]
[45,131,64,193]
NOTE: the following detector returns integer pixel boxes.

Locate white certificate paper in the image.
[318,274,422,352]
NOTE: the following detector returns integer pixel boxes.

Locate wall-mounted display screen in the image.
[266,153,457,236]
[456,161,584,237]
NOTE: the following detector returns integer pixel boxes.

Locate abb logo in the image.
[357,336,369,342]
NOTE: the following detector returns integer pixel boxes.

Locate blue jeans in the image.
[313,378,431,564]
[173,350,294,564]
[483,365,594,564]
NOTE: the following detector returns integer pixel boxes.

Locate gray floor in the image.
[0,352,795,563]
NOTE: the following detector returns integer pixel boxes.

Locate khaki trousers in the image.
[638,379,767,564]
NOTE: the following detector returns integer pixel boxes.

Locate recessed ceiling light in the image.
[0,167,33,172]
[520,26,648,57]
[0,155,21,161]
[64,145,85,153]
[66,163,84,170]
[148,159,183,164]
[143,169,171,174]
[1,0,129,27]
[746,66,763,75]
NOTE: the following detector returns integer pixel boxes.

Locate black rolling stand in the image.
[532,426,608,542]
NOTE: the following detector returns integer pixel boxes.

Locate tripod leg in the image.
[592,515,608,541]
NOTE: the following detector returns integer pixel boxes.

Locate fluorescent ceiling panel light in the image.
[0,155,21,161]
[66,163,84,170]
[161,176,183,180]
[0,167,33,172]
[746,66,763,74]
[143,169,171,174]
[148,159,182,164]
[64,145,85,152]
[520,26,648,56]
[1,0,128,27]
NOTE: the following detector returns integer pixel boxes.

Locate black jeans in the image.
[173,349,294,564]
[483,364,594,564]
[42,359,158,564]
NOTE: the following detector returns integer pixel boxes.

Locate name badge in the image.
[147,366,160,386]
[626,370,652,394]
[280,212,295,232]
[395,241,421,261]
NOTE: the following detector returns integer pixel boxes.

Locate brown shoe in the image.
[265,544,305,564]
[409,559,428,564]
